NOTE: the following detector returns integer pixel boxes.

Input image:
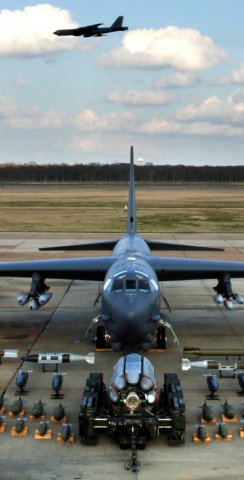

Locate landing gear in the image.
[96,326,106,349]
[157,326,166,349]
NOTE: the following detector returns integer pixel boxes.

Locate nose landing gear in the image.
[96,326,106,349]
[157,326,166,350]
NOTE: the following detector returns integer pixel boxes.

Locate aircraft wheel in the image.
[157,326,166,349]
[96,326,106,349]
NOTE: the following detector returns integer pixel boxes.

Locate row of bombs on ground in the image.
[15,369,65,398]
[0,396,74,442]
[193,399,244,443]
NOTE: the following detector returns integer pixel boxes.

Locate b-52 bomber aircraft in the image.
[0,147,244,353]
[53,16,128,38]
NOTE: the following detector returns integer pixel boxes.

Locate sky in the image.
[1,1,244,165]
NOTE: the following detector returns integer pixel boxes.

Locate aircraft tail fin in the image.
[127,146,137,235]
[111,16,124,28]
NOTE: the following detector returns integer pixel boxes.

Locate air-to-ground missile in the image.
[221,399,236,419]
[195,425,206,441]
[16,370,32,395]
[62,423,72,441]
[51,373,66,399]
[201,401,214,422]
[182,358,244,371]
[39,421,50,436]
[216,423,227,439]
[203,374,219,400]
[21,352,95,365]
[15,417,27,434]
[11,397,23,415]
[53,402,65,421]
[31,398,44,418]
[183,347,244,358]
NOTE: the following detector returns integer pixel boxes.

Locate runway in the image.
[0,233,244,480]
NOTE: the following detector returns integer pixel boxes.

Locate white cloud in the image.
[97,27,228,71]
[0,4,82,58]
[1,94,243,139]
[4,107,68,129]
[138,119,243,136]
[72,109,141,132]
[217,62,244,86]
[13,76,27,87]
[71,133,133,153]
[0,94,18,116]
[106,89,176,106]
[154,72,201,88]
[175,89,244,125]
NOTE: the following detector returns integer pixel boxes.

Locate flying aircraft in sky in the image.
[53,16,128,38]
[1,147,244,353]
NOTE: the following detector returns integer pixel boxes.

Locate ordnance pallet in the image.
[193,433,211,444]
[200,417,217,425]
[214,430,232,441]
[29,414,46,421]
[8,410,25,418]
[11,427,29,436]
[221,414,238,423]
[57,433,74,444]
[51,415,67,424]
[0,423,7,433]
[34,429,52,440]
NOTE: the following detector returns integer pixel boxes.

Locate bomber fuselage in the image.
[101,233,161,352]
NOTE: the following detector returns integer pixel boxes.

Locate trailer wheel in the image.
[157,326,166,349]
[138,444,145,450]
[96,326,106,349]
[120,444,127,450]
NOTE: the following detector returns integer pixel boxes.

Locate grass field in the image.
[0,184,244,232]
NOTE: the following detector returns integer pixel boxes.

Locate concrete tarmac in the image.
[0,233,244,480]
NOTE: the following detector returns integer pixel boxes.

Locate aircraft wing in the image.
[86,23,103,29]
[0,257,117,281]
[147,257,244,282]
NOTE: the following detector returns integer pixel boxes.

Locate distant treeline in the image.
[0,163,244,182]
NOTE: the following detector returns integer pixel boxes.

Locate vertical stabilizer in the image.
[127,146,137,235]
[111,16,123,28]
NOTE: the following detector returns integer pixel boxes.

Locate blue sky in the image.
[1,1,244,165]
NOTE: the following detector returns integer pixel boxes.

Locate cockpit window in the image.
[138,280,150,292]
[150,279,159,291]
[112,280,123,292]
[126,280,136,292]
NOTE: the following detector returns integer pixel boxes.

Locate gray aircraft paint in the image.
[1,147,244,350]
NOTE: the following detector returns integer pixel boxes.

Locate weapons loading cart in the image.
[78,355,185,470]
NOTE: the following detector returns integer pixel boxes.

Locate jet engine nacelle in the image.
[38,292,53,306]
[17,294,30,306]
[28,299,41,310]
